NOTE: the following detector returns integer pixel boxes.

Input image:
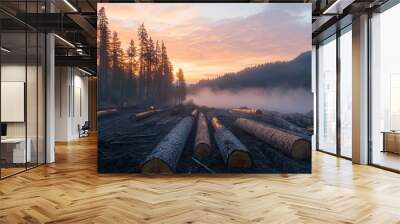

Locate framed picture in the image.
[97,3,312,174]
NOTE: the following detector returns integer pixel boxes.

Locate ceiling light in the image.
[76,48,86,55]
[63,0,78,12]
[78,67,94,76]
[1,47,11,53]
[323,0,355,15]
[54,34,75,48]
[323,0,340,14]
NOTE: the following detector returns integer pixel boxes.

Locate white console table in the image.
[1,138,31,163]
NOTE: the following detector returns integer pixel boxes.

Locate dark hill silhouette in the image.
[193,51,311,91]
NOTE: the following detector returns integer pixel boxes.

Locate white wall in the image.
[55,67,89,141]
[312,45,317,150]
[1,63,46,164]
[70,72,89,138]
[55,66,70,141]
[1,65,26,138]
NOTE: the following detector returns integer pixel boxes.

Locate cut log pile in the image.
[141,116,194,173]
[211,116,252,168]
[194,112,211,159]
[130,109,162,121]
[97,108,118,118]
[234,118,311,160]
[231,108,263,115]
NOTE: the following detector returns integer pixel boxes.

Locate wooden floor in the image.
[1,167,26,178]
[372,150,400,171]
[1,135,400,224]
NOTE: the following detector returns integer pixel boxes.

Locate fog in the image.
[186,87,313,114]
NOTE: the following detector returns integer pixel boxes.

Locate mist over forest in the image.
[186,87,312,114]
[186,51,312,114]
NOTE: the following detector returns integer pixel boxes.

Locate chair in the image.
[78,121,90,138]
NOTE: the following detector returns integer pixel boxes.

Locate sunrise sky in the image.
[99,3,311,84]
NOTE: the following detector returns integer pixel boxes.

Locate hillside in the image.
[193,51,311,91]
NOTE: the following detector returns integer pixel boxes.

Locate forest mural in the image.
[98,3,313,174]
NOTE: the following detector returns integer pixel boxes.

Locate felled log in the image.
[211,117,252,168]
[231,108,263,115]
[97,108,118,118]
[234,118,311,160]
[261,111,307,136]
[141,116,194,173]
[282,113,313,129]
[130,109,161,121]
[194,112,211,159]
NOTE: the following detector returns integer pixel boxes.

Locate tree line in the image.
[193,51,311,92]
[97,7,187,109]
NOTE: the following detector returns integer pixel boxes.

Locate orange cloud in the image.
[99,3,311,84]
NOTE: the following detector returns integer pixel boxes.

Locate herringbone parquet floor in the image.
[1,135,400,224]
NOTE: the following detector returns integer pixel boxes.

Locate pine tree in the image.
[110,31,125,107]
[133,24,178,105]
[146,37,156,101]
[137,23,148,101]
[160,41,174,103]
[126,39,138,103]
[176,68,186,105]
[97,7,111,104]
[154,41,163,102]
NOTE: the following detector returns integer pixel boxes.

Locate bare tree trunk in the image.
[234,118,311,159]
[119,77,124,110]
[211,117,252,168]
[194,112,211,159]
[141,116,194,173]
[130,109,161,121]
[97,108,118,118]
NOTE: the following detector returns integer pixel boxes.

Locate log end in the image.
[191,109,198,117]
[228,150,252,168]
[194,143,211,159]
[291,139,311,160]
[141,158,174,174]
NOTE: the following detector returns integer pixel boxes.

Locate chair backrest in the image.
[82,121,90,129]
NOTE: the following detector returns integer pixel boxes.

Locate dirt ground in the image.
[98,105,312,174]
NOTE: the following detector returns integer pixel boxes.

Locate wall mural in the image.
[97,3,313,174]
